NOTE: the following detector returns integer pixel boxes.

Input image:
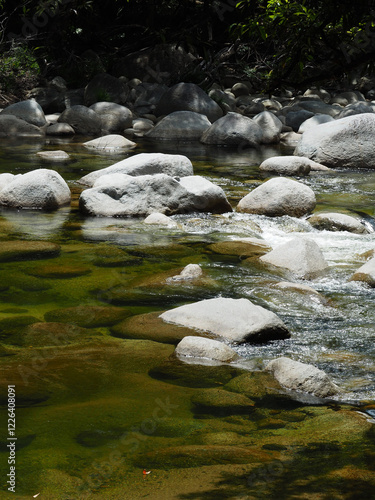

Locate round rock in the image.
[175,336,238,363]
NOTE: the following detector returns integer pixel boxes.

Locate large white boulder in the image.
[294,113,375,168]
[266,357,340,398]
[145,111,211,141]
[159,297,290,344]
[0,168,71,210]
[78,152,193,186]
[237,177,316,217]
[201,112,263,147]
[79,173,231,217]
[175,336,239,363]
[259,237,328,279]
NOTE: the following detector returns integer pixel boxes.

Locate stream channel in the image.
[0,135,375,499]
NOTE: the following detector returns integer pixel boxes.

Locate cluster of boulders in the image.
[3,75,375,399]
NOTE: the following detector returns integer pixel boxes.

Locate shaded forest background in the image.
[1,0,375,100]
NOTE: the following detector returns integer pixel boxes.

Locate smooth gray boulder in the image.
[294,113,375,168]
[46,122,75,136]
[155,82,223,121]
[145,111,211,141]
[308,212,370,234]
[237,177,316,217]
[78,152,193,186]
[79,173,231,217]
[260,237,328,279]
[259,156,316,176]
[253,110,283,144]
[0,99,47,127]
[58,105,102,136]
[201,112,263,147]
[178,175,232,213]
[336,101,374,119]
[0,168,71,210]
[0,115,45,137]
[266,357,340,398]
[350,257,375,287]
[175,336,239,363]
[89,102,133,133]
[159,297,290,344]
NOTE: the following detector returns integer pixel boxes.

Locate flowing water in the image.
[1,135,375,499]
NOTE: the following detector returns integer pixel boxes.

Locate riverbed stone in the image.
[0,240,60,262]
[145,110,211,141]
[44,305,132,327]
[27,263,91,279]
[159,297,290,344]
[79,173,231,217]
[22,322,101,347]
[350,257,375,287]
[89,101,133,133]
[252,110,283,144]
[237,177,316,217]
[0,169,71,210]
[155,82,223,121]
[78,152,193,186]
[260,237,328,279]
[294,113,375,169]
[144,212,180,227]
[266,357,340,398]
[201,112,263,147]
[191,388,255,415]
[175,336,239,363]
[308,212,370,234]
[83,134,136,151]
[46,122,75,136]
[259,156,313,176]
[36,150,71,162]
[207,238,271,259]
[58,105,102,135]
[0,115,45,137]
[0,99,47,127]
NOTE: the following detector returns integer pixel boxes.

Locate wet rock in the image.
[224,371,284,401]
[46,122,75,136]
[308,212,370,234]
[83,134,136,151]
[144,212,180,227]
[78,152,193,186]
[274,281,326,301]
[253,110,283,144]
[0,168,71,210]
[44,305,131,327]
[0,240,60,262]
[159,297,290,344]
[27,263,91,279]
[0,99,47,127]
[201,112,263,147]
[237,177,316,217]
[58,105,102,135]
[155,82,223,122]
[350,257,375,287]
[89,101,133,133]
[207,238,271,258]
[295,113,375,169]
[266,357,340,398]
[36,150,71,162]
[175,336,239,362]
[79,173,231,217]
[191,388,255,415]
[145,110,211,141]
[260,237,328,279]
[0,115,45,137]
[91,244,141,267]
[84,73,129,106]
[0,315,40,344]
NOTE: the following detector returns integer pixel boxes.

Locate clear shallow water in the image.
[1,136,375,403]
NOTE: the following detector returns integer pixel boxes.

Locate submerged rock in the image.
[0,240,60,262]
[237,177,316,217]
[207,238,271,258]
[191,387,255,415]
[175,336,239,363]
[44,305,131,327]
[159,297,290,344]
[78,152,193,186]
[266,356,340,398]
[260,237,328,279]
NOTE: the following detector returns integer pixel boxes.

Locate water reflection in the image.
[0,206,70,238]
